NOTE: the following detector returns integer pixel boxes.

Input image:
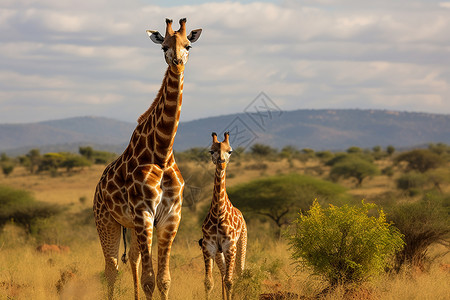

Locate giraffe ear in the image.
[187,29,202,43]
[223,132,230,144]
[147,30,164,44]
[212,132,219,143]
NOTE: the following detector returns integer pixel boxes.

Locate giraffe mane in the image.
[137,68,169,124]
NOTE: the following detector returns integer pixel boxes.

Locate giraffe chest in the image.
[203,210,242,239]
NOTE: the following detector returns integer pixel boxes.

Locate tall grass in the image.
[1,159,449,299]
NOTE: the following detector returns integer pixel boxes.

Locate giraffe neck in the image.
[211,167,230,216]
[131,67,184,166]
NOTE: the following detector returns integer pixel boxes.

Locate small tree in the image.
[396,172,428,191]
[0,153,14,177]
[1,163,14,177]
[26,148,41,174]
[347,146,362,154]
[0,185,63,233]
[79,146,94,160]
[38,153,65,173]
[0,153,10,163]
[386,145,395,156]
[395,149,443,173]
[60,153,92,172]
[249,143,277,157]
[388,193,450,271]
[329,156,379,187]
[228,174,349,237]
[286,200,404,288]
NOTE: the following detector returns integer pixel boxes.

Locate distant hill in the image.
[1,109,449,155]
[0,117,134,155]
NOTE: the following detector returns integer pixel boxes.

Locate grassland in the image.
[1,154,449,299]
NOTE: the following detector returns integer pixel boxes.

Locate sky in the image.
[1,0,449,124]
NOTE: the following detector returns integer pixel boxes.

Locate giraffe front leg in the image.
[134,211,156,299]
[156,163,184,299]
[129,229,141,300]
[224,245,238,300]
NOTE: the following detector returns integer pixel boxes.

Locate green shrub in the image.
[0,185,63,233]
[388,193,450,271]
[381,166,394,177]
[329,156,379,187]
[396,172,428,191]
[250,143,278,157]
[233,265,267,300]
[286,200,404,287]
[395,149,443,173]
[1,163,14,177]
[92,150,117,164]
[315,151,334,162]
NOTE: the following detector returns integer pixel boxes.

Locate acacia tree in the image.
[329,156,379,187]
[26,149,41,174]
[228,174,349,237]
[395,149,443,173]
[388,193,450,271]
[0,153,14,177]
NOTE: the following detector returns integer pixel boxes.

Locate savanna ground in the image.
[0,148,449,299]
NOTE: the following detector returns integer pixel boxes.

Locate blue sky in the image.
[1,0,449,124]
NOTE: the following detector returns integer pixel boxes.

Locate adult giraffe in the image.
[93,18,201,300]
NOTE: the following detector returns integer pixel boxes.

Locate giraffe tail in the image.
[121,227,128,264]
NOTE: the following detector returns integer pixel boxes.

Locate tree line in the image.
[0,146,116,177]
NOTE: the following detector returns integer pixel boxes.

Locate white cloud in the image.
[0,0,449,124]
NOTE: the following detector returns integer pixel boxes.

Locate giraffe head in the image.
[147,18,202,74]
[210,132,233,170]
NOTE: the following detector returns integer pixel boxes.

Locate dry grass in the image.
[1,159,449,299]
[1,235,448,300]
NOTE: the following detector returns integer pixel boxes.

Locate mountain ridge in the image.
[1,109,449,155]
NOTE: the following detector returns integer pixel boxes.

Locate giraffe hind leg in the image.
[94,204,122,300]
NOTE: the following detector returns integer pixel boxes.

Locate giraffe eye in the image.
[228,150,233,154]
[209,151,214,154]
[162,46,169,52]
[185,45,192,50]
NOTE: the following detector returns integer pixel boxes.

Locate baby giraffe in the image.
[201,132,247,300]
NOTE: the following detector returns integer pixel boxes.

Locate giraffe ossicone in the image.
[201,132,248,300]
[93,18,201,300]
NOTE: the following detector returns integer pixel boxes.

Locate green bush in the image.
[395,149,443,173]
[315,151,334,162]
[249,143,278,157]
[329,156,379,187]
[381,166,394,177]
[388,193,450,271]
[396,172,428,191]
[0,185,63,233]
[1,163,14,177]
[286,200,404,287]
[233,265,267,300]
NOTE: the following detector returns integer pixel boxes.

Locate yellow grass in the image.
[1,159,449,299]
